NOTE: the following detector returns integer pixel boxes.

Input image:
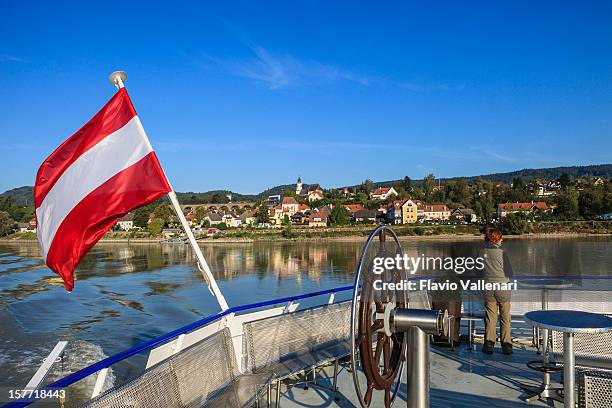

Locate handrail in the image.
[3,285,353,408]
[4,275,609,406]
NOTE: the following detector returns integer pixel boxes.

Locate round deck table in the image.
[519,279,573,351]
[524,310,612,408]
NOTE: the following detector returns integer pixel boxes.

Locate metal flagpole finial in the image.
[108,71,127,89]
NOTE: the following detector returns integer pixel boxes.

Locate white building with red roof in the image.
[370,186,398,200]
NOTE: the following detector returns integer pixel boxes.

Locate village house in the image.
[316,205,333,218]
[307,213,328,227]
[291,212,308,225]
[370,186,398,201]
[116,213,135,231]
[411,200,426,220]
[422,203,451,222]
[185,212,196,227]
[401,200,418,224]
[336,187,354,196]
[307,189,324,202]
[239,210,258,226]
[451,208,477,223]
[353,209,377,223]
[268,206,284,225]
[386,199,419,224]
[497,202,549,218]
[204,213,223,226]
[386,200,403,224]
[281,196,299,215]
[535,185,555,197]
[267,195,281,207]
[222,213,242,228]
[15,222,30,233]
[344,204,364,216]
[533,180,560,197]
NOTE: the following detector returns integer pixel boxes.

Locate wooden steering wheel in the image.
[350,226,407,407]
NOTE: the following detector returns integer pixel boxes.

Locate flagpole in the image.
[109,71,230,312]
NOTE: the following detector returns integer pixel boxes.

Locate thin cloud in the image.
[0,54,29,63]
[201,43,374,90]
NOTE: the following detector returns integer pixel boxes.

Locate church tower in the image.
[296,176,303,195]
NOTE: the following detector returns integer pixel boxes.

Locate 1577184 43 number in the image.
[8,389,65,400]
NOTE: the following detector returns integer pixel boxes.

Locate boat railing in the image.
[3,285,353,408]
[5,276,611,407]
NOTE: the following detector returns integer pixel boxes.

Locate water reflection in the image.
[1,238,611,304]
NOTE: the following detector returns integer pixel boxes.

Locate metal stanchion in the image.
[391,308,448,408]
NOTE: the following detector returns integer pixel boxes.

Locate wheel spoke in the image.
[383,335,391,375]
[374,334,384,363]
[364,382,374,405]
[371,320,383,332]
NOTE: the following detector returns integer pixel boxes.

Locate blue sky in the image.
[1,1,611,194]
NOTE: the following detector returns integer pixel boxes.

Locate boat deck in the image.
[280,340,562,407]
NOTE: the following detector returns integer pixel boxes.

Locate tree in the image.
[501,213,529,235]
[474,181,495,224]
[282,214,290,226]
[0,196,33,222]
[449,178,469,206]
[152,204,172,225]
[0,196,16,213]
[578,188,603,218]
[402,176,412,193]
[217,222,228,230]
[194,206,208,224]
[555,187,579,220]
[329,205,350,225]
[510,177,528,202]
[148,218,164,236]
[0,211,14,237]
[559,173,572,188]
[361,179,374,195]
[423,174,435,202]
[133,207,151,228]
[257,203,270,224]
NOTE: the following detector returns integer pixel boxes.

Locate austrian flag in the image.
[35,89,171,291]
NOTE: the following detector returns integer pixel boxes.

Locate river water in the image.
[1,236,611,403]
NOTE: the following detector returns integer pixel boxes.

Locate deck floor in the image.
[279,340,564,407]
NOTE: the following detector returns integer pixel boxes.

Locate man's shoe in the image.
[502,342,513,355]
[482,341,494,355]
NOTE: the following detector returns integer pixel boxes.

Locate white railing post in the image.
[91,368,109,398]
[25,341,68,390]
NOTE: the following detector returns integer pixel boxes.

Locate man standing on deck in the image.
[479,228,514,355]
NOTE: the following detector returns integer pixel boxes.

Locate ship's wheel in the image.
[350,226,407,407]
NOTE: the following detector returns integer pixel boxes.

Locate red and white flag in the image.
[35,88,171,291]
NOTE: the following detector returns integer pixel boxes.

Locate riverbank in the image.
[2,230,611,245]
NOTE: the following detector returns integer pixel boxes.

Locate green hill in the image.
[3,163,610,205]
[366,164,612,189]
[0,186,35,206]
